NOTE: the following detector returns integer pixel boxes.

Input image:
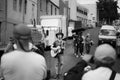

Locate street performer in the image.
[51,32,65,79]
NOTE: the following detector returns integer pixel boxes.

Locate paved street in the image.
[44,27,120,80]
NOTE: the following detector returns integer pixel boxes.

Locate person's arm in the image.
[64,54,92,80]
[51,41,60,51]
[64,60,88,80]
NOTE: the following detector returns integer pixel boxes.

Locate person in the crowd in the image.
[72,33,79,56]
[64,44,120,80]
[73,32,84,57]
[64,53,92,80]
[4,31,43,56]
[4,37,15,53]
[82,44,120,80]
[78,32,84,56]
[85,33,93,54]
[51,32,65,79]
[0,24,47,80]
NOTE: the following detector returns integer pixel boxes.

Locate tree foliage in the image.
[97,0,119,24]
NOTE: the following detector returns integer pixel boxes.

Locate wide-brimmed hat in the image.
[56,32,64,38]
[94,44,116,64]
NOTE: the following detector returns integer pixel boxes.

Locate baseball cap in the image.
[13,24,31,40]
[94,44,116,63]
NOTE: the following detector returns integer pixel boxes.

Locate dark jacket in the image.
[64,60,87,80]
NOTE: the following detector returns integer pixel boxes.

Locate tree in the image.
[97,0,119,24]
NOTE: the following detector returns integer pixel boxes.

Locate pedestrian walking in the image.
[77,32,84,56]
[0,24,47,80]
[82,44,120,80]
[51,32,65,79]
[72,33,79,57]
[85,33,93,54]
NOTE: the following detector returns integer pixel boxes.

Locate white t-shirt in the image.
[82,67,120,80]
[1,50,47,80]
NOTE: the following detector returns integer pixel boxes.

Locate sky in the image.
[77,0,120,13]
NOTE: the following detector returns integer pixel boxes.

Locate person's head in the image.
[56,32,64,39]
[13,24,31,51]
[94,44,116,67]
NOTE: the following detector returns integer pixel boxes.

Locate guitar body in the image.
[51,46,61,57]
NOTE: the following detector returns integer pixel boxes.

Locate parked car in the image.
[98,25,117,48]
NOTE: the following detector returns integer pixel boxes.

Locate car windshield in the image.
[100,29,116,36]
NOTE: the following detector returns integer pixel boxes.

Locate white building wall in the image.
[69,0,77,20]
[82,4,97,27]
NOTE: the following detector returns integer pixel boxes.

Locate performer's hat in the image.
[56,32,64,38]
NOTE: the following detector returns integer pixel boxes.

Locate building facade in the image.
[0,0,38,47]
[82,3,97,27]
[77,4,88,27]
[59,0,70,36]
[37,0,60,24]
[0,0,7,46]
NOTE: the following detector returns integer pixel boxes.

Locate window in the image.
[13,0,17,11]
[55,8,57,15]
[24,0,27,14]
[19,0,22,12]
[51,5,53,15]
[40,0,42,10]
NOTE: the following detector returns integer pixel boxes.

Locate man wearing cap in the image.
[64,44,120,80]
[82,44,120,80]
[51,32,65,79]
[0,24,47,80]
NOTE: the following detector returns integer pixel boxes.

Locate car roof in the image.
[101,25,116,30]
